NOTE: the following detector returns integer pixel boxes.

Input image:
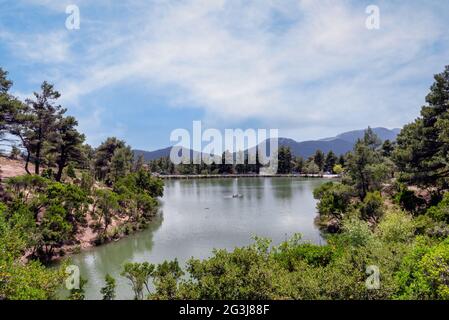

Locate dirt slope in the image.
[0,157,33,179]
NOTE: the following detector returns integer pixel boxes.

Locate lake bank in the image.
[156,173,341,179]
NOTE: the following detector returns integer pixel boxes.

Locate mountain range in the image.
[133,127,401,161]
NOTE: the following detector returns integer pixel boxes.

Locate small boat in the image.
[232,193,243,198]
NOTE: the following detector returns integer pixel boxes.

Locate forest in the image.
[145,144,346,175]
[1,65,449,299]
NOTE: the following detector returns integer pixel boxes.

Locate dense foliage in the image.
[0,67,164,299]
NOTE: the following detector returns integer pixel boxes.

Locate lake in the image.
[67,177,327,299]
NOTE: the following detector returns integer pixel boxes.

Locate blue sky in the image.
[1,0,448,151]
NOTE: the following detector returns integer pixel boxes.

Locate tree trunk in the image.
[56,151,68,182]
[34,145,40,175]
[25,151,31,175]
[56,166,63,182]
[0,166,4,199]
[56,161,64,182]
[18,135,32,175]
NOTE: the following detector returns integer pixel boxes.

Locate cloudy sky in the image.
[1,0,448,150]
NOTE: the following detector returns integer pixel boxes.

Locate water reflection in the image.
[68,214,163,299]
[67,177,326,299]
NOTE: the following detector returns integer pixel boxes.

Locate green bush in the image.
[340,217,374,247]
[66,164,77,179]
[427,192,449,223]
[114,169,164,198]
[6,175,49,199]
[41,168,55,180]
[395,237,449,299]
[332,164,344,175]
[45,182,90,224]
[313,182,353,218]
[394,184,426,213]
[413,214,449,238]
[376,210,414,243]
[179,245,287,300]
[360,191,384,221]
[80,172,94,194]
[273,239,334,270]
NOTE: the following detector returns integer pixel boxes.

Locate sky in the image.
[1,0,448,151]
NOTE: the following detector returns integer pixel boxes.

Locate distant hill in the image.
[134,147,173,162]
[322,127,401,145]
[133,127,401,161]
[274,137,355,158]
[134,146,207,162]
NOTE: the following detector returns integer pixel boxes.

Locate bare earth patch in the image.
[0,157,33,179]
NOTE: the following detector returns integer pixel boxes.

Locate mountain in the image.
[134,147,172,162]
[134,147,207,162]
[322,127,401,145]
[275,137,355,158]
[133,127,401,161]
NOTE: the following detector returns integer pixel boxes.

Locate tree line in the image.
[146,146,376,175]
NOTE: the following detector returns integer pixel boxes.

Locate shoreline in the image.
[48,175,336,261]
[156,174,341,179]
[44,212,161,263]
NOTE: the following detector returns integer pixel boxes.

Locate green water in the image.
[67,177,327,299]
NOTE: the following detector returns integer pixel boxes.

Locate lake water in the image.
[67,177,327,299]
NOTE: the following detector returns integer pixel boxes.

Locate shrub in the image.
[313,182,353,218]
[414,215,449,238]
[413,214,436,235]
[418,239,449,299]
[46,182,90,224]
[332,164,344,175]
[41,169,55,180]
[80,172,94,194]
[273,239,334,270]
[394,183,426,213]
[303,161,320,174]
[114,169,164,198]
[395,238,449,299]
[360,191,384,222]
[376,210,414,243]
[340,217,374,247]
[180,246,286,300]
[426,192,449,223]
[6,175,49,198]
[66,164,77,179]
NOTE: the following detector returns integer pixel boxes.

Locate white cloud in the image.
[1,30,71,64]
[5,0,449,140]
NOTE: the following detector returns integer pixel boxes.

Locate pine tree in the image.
[394,65,449,189]
[49,116,85,181]
[324,151,338,173]
[313,150,325,172]
[24,82,66,175]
